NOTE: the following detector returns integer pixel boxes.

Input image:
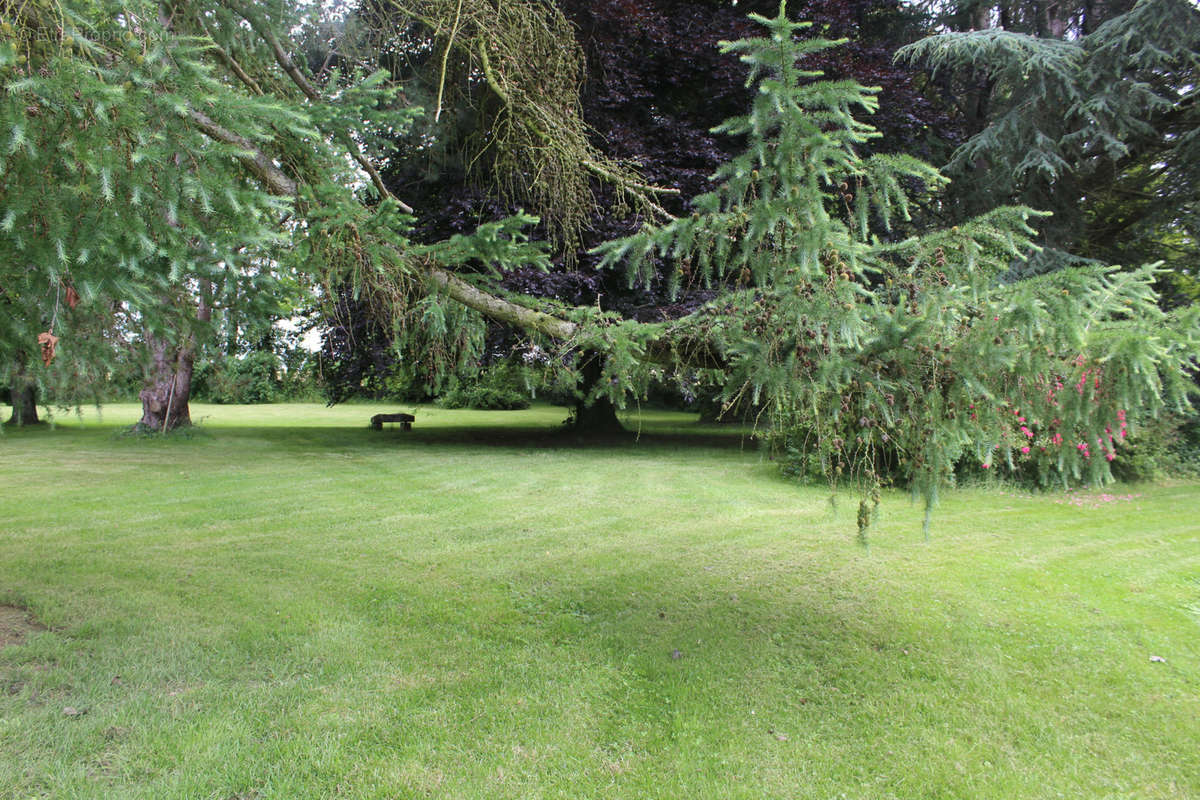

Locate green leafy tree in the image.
[1,0,1194,535]
[0,0,545,428]
[898,0,1200,281]
[594,3,1198,529]
[0,1,291,426]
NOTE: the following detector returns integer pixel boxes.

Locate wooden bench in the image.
[371,413,414,431]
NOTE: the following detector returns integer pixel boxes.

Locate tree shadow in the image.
[232,421,762,454]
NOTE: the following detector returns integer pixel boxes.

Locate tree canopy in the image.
[1,0,1196,526]
[322,0,947,407]
[899,0,1200,286]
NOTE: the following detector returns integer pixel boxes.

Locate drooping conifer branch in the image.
[184,102,582,342]
[221,0,415,213]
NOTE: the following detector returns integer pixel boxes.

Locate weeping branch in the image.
[377,0,676,250]
[433,0,465,122]
[188,0,723,370]
[187,105,725,366]
[187,104,577,340]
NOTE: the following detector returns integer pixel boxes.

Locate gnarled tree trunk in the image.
[6,380,39,426]
[138,336,197,432]
[138,287,211,433]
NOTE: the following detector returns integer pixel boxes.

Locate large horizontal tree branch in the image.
[186,73,725,369]
[187,110,298,196]
[423,263,580,340]
[187,104,584,342]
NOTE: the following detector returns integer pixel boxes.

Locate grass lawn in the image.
[1,402,1197,799]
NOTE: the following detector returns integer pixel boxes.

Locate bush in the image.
[438,384,531,410]
[437,363,532,410]
[276,347,322,402]
[379,370,437,403]
[193,352,280,404]
[1110,412,1200,481]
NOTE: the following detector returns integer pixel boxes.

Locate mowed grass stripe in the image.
[1,402,1197,798]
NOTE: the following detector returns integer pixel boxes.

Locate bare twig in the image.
[434,0,465,122]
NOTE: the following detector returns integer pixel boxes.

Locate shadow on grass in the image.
[91,419,764,455]
[4,402,763,454]
[360,423,760,452]
[355,554,943,764]
[396,405,751,451]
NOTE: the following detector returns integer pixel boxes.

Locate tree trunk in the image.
[137,287,211,433]
[973,3,992,31]
[6,377,39,426]
[569,356,625,435]
[6,350,39,426]
[225,305,240,356]
[138,336,196,432]
[1042,0,1069,38]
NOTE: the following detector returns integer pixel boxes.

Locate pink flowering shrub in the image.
[972,357,1133,486]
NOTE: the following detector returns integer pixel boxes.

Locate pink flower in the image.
[1020,446,1030,454]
